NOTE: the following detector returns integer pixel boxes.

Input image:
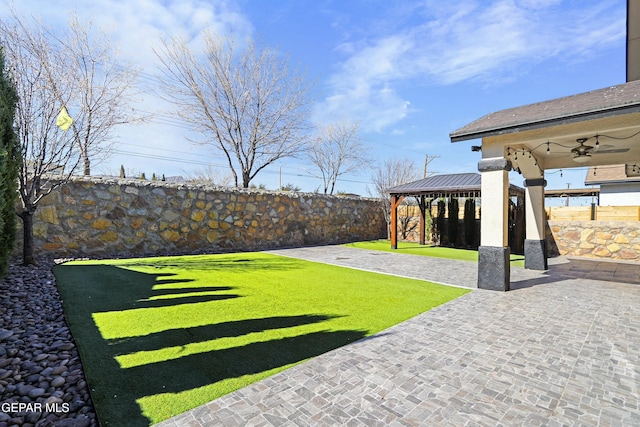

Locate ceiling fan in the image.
[571,137,629,163]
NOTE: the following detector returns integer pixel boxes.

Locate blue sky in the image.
[2,0,627,199]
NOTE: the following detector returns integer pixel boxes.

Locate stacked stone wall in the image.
[546,220,640,261]
[15,177,385,258]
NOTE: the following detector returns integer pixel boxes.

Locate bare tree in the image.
[155,32,311,188]
[2,12,145,263]
[35,14,144,175]
[3,11,144,176]
[183,165,234,186]
[1,21,80,265]
[307,120,371,195]
[369,157,421,238]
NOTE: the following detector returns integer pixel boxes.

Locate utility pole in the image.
[424,154,440,178]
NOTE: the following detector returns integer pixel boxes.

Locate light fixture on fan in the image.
[571,138,593,163]
[513,134,630,165]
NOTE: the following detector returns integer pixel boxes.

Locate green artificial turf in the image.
[53,252,469,426]
[343,240,525,267]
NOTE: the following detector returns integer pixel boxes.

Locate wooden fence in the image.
[546,206,640,221]
[403,203,640,221]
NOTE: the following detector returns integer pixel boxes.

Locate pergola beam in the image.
[418,195,427,245]
[390,195,405,249]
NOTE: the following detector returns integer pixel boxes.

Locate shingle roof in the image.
[387,173,523,196]
[450,79,640,142]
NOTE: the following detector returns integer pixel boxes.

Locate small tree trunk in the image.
[83,155,91,176]
[242,170,252,188]
[19,211,36,266]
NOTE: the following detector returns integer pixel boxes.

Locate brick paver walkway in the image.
[157,246,640,426]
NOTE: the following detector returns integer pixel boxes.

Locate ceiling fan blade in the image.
[594,148,630,154]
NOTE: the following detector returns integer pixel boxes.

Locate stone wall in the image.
[16,177,385,258]
[546,220,640,261]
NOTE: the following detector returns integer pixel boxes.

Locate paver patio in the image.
[157,246,640,426]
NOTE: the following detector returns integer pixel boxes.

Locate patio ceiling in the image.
[450,79,640,170]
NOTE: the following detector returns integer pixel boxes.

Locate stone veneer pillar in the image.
[524,178,548,270]
[478,157,511,291]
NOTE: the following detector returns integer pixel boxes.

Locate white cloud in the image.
[315,35,413,132]
[1,0,253,76]
[421,0,625,82]
[314,0,625,132]
[319,87,410,134]
[0,0,626,179]
[0,0,253,176]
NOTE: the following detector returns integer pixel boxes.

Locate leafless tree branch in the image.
[307,120,371,194]
[369,157,421,237]
[1,16,80,264]
[1,10,144,263]
[154,32,312,188]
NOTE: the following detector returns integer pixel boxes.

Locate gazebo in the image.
[386,173,524,249]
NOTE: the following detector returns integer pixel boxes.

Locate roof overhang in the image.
[451,80,640,143]
[450,80,640,171]
[587,178,640,185]
[544,188,600,198]
[450,104,640,143]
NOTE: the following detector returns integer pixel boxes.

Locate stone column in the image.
[478,157,511,291]
[524,178,548,270]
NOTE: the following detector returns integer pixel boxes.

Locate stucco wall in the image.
[547,220,640,260]
[15,177,385,258]
[599,183,640,206]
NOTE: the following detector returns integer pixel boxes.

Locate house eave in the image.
[586,178,640,186]
[450,102,640,143]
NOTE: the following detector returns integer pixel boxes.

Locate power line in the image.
[110,148,373,185]
[424,154,440,178]
[111,149,217,167]
[120,142,207,157]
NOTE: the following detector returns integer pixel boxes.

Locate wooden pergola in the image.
[386,173,524,249]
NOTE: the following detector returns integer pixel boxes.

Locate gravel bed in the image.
[0,259,97,427]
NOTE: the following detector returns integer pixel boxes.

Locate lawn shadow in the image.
[123,328,367,422]
[108,314,341,355]
[55,264,241,313]
[54,259,365,426]
[117,255,302,273]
